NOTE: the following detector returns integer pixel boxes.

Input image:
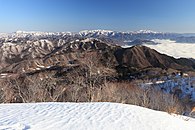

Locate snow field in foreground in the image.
[0,102,195,130]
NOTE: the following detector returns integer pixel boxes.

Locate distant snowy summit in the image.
[0,29,163,38]
[79,29,162,36]
[79,30,115,36]
[132,29,162,34]
[1,29,195,45]
[0,30,73,39]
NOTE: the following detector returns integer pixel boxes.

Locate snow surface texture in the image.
[0,102,195,130]
[144,39,195,59]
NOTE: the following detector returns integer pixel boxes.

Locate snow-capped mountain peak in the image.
[79,29,115,36]
[0,29,164,39]
[133,29,161,34]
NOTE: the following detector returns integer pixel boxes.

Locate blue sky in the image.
[0,0,195,33]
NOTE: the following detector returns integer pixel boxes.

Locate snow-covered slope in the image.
[144,39,195,59]
[139,75,195,102]
[0,102,194,130]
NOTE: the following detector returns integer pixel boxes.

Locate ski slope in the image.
[0,102,195,130]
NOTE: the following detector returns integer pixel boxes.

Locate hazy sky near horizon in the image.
[0,0,195,33]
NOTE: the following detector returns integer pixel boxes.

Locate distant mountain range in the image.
[1,30,195,44]
[0,36,194,79]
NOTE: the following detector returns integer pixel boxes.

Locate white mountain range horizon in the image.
[0,29,164,35]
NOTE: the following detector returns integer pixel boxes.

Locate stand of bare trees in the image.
[0,75,186,114]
